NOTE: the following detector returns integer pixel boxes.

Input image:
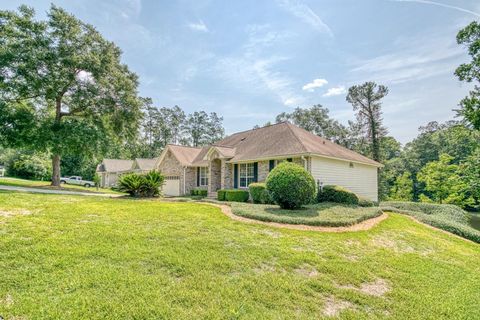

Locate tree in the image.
[459,149,480,209]
[0,5,142,186]
[455,21,480,129]
[275,105,349,145]
[389,172,413,201]
[346,82,388,162]
[417,154,474,207]
[182,111,224,147]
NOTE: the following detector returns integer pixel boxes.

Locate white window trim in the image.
[199,167,208,186]
[239,163,255,188]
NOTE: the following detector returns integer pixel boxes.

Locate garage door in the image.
[163,176,180,196]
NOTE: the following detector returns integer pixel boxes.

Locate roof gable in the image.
[98,159,134,172]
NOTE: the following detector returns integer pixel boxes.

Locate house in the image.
[96,159,134,188]
[155,122,382,200]
[131,158,158,173]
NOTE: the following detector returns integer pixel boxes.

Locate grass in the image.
[0,177,123,195]
[230,202,383,227]
[381,201,480,243]
[0,191,479,319]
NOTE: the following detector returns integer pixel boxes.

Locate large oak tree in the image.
[0,5,142,185]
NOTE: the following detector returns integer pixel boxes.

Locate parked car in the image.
[60,176,95,188]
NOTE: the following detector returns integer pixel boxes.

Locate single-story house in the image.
[96,159,134,188]
[96,158,159,188]
[155,122,382,200]
[131,158,158,173]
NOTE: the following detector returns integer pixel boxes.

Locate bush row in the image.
[317,185,359,205]
[191,188,207,197]
[248,183,274,204]
[381,201,480,243]
[217,189,250,202]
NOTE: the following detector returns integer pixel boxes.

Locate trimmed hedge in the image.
[317,185,359,205]
[248,183,273,204]
[381,201,480,243]
[266,162,316,209]
[191,188,207,197]
[217,189,227,201]
[225,189,250,202]
[358,198,376,207]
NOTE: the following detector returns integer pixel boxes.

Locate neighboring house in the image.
[96,159,134,188]
[0,165,4,177]
[155,122,382,200]
[131,158,158,173]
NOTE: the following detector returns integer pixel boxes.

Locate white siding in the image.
[310,156,378,201]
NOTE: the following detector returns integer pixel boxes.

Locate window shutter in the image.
[269,160,275,171]
[196,167,200,187]
[234,164,238,189]
[253,162,258,182]
[287,158,293,162]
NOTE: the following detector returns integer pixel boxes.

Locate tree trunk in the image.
[51,154,61,186]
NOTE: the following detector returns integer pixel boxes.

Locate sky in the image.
[2,0,479,144]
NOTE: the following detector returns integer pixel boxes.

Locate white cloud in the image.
[391,0,480,18]
[187,20,208,32]
[322,86,346,97]
[302,78,328,91]
[277,0,333,37]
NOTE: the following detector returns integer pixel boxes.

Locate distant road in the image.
[0,185,121,197]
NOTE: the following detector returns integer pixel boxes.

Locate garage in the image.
[163,176,180,196]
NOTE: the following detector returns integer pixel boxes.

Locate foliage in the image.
[389,172,414,201]
[417,154,474,208]
[317,185,359,205]
[191,188,208,197]
[6,152,51,180]
[217,189,227,201]
[459,148,480,209]
[381,201,480,243]
[231,202,382,227]
[358,198,376,207]
[455,21,480,129]
[0,5,143,185]
[118,171,164,197]
[266,162,316,209]
[181,111,224,147]
[224,189,250,202]
[248,182,273,204]
[60,154,98,181]
[346,82,388,162]
[275,105,350,146]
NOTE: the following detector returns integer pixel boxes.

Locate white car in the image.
[60,176,95,188]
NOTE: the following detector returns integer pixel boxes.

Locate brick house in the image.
[155,122,382,200]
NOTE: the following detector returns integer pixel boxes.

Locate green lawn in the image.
[0,192,479,319]
[0,177,123,195]
[230,202,383,227]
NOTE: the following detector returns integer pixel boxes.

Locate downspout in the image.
[301,156,307,171]
[183,166,186,195]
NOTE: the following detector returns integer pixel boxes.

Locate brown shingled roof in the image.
[134,158,158,171]
[97,159,134,173]
[161,122,381,167]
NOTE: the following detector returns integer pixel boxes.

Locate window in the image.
[199,167,208,186]
[239,163,255,188]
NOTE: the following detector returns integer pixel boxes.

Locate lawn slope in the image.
[0,192,479,319]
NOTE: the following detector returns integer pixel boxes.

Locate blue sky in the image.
[3,0,480,143]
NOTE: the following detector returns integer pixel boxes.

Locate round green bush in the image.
[266,162,316,209]
[225,189,249,202]
[248,182,273,204]
[317,185,359,205]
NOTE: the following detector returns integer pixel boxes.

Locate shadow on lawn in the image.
[264,203,353,218]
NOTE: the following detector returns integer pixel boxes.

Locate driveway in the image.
[0,185,121,197]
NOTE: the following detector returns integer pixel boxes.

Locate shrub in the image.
[266,162,316,209]
[225,189,250,202]
[118,170,165,197]
[317,185,359,205]
[358,198,376,207]
[381,201,480,243]
[8,153,51,180]
[248,182,273,204]
[217,189,227,201]
[191,188,207,197]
